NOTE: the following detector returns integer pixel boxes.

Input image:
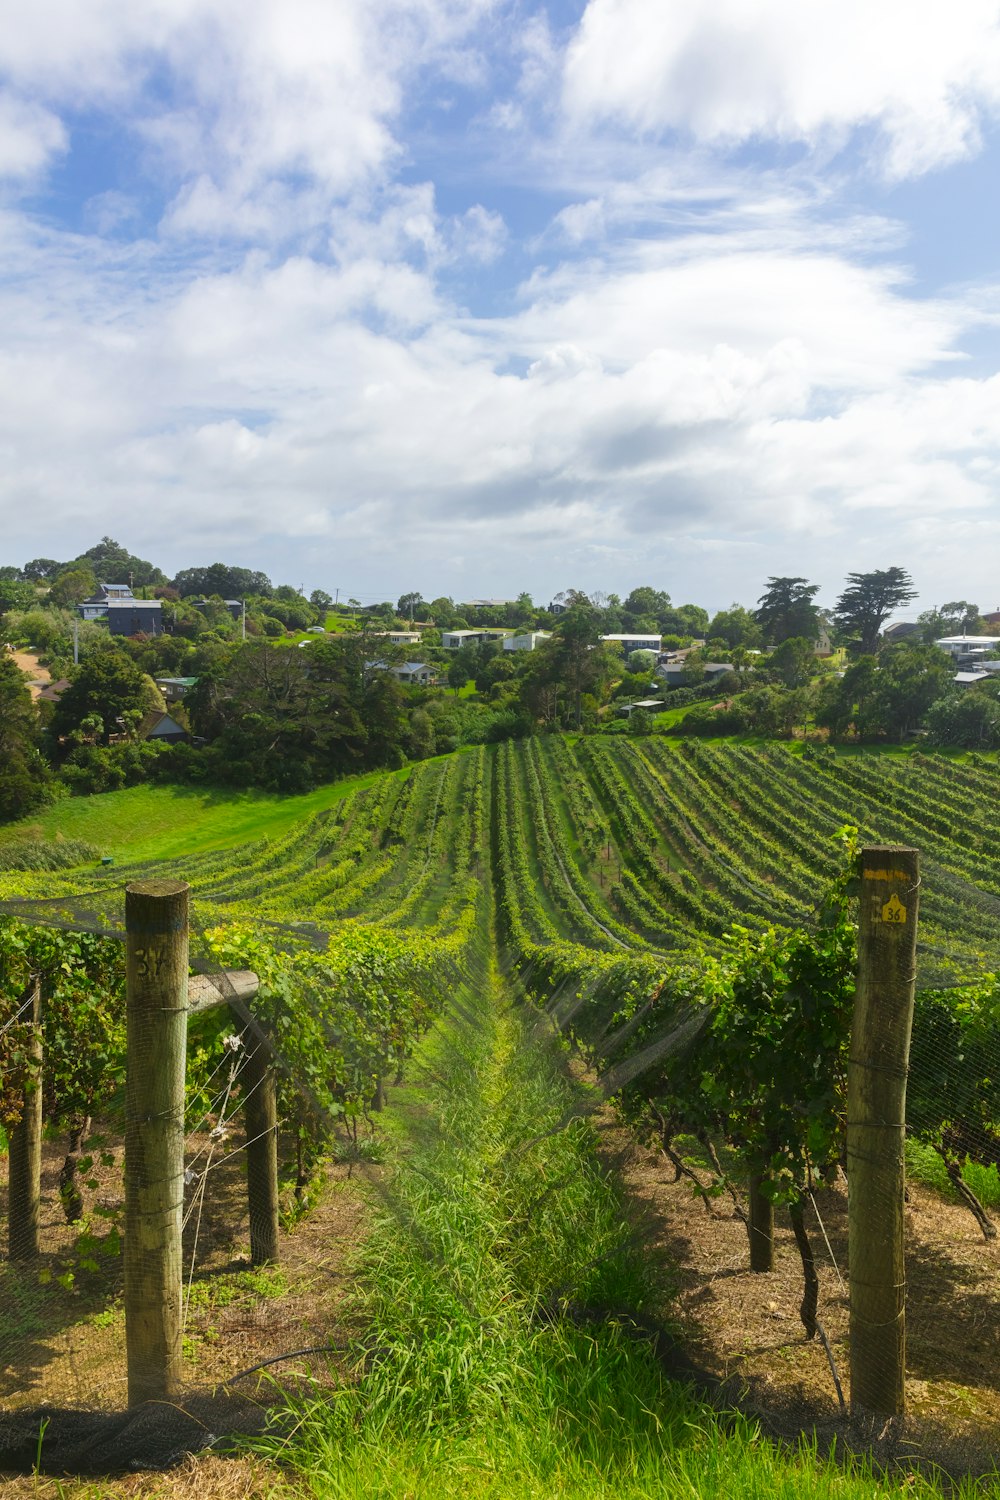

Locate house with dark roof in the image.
[139,710,188,743]
[106,600,163,637]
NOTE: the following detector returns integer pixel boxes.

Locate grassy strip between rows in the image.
[247,966,995,1500]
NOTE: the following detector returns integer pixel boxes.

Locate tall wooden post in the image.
[748,1174,774,1273]
[124,879,189,1406]
[848,846,919,1418]
[242,1030,279,1265]
[8,979,42,1262]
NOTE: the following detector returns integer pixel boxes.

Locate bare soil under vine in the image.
[584,1097,1000,1476]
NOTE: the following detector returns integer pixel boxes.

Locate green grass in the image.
[254,968,992,1500]
[0,770,404,862]
[906,1139,1000,1210]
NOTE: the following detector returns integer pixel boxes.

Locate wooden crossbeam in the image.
[187,969,259,1013]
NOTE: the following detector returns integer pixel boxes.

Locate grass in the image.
[906,1138,1000,1210]
[250,967,995,1500]
[0,770,404,862]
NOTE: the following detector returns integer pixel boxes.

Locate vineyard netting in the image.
[1,742,1000,1478]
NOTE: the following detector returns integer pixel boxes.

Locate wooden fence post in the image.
[8,978,42,1262]
[848,846,919,1418]
[748,1174,774,1273]
[242,1030,279,1265]
[124,879,189,1407]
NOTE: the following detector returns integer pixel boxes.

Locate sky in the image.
[3,0,1000,615]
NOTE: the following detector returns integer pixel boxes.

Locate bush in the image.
[0,838,100,871]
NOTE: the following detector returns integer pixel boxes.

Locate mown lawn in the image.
[0,771,398,862]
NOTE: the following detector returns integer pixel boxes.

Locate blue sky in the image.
[3,0,1000,615]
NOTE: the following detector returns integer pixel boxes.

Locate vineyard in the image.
[2,739,1000,1479]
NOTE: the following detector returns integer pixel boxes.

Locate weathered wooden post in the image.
[847,846,919,1418]
[242,1030,279,1265]
[748,1174,774,1273]
[125,879,189,1406]
[8,978,42,1262]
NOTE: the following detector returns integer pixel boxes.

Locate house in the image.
[106,600,163,637]
[78,582,135,620]
[656,664,689,690]
[882,622,921,644]
[935,635,1000,665]
[139,710,188,744]
[35,678,70,704]
[601,633,663,657]
[441,629,512,649]
[462,598,516,608]
[703,662,736,680]
[154,676,198,703]
[955,671,990,685]
[814,624,834,655]
[503,632,551,652]
[390,662,438,687]
[370,630,422,646]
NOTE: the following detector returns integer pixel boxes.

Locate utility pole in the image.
[241,599,246,641]
[72,618,79,665]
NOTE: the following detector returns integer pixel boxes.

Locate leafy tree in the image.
[172,562,272,599]
[708,604,763,650]
[917,600,984,642]
[310,589,332,610]
[447,659,469,693]
[623,586,671,618]
[397,592,426,620]
[754,577,820,644]
[833,566,916,654]
[862,644,952,741]
[520,603,617,727]
[48,566,97,607]
[21,557,62,582]
[50,645,150,747]
[926,688,1000,749]
[0,578,37,618]
[0,654,52,820]
[766,636,816,689]
[76,536,165,587]
[661,603,709,637]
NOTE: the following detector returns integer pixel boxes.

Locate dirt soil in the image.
[584,1097,1000,1476]
[0,1120,371,1494]
[9,650,50,696]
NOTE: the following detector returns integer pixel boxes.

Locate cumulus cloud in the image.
[563,0,1000,179]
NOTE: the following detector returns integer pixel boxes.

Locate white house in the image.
[370,630,422,646]
[503,632,552,652]
[936,635,1000,662]
[441,629,512,649]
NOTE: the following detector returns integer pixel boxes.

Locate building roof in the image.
[155,676,198,687]
[105,598,162,609]
[602,633,662,642]
[955,671,990,683]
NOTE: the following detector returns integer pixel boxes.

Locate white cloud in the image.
[0,91,66,178]
[563,0,1000,179]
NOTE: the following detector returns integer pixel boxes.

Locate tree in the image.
[0,579,37,618]
[623,586,671,619]
[754,577,820,644]
[833,567,916,654]
[708,605,763,650]
[48,567,97,607]
[50,646,150,747]
[0,654,52,820]
[76,536,165,587]
[310,589,333,611]
[766,636,816,689]
[917,600,984,642]
[397,592,425,621]
[21,558,62,582]
[926,688,1000,749]
[172,563,272,599]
